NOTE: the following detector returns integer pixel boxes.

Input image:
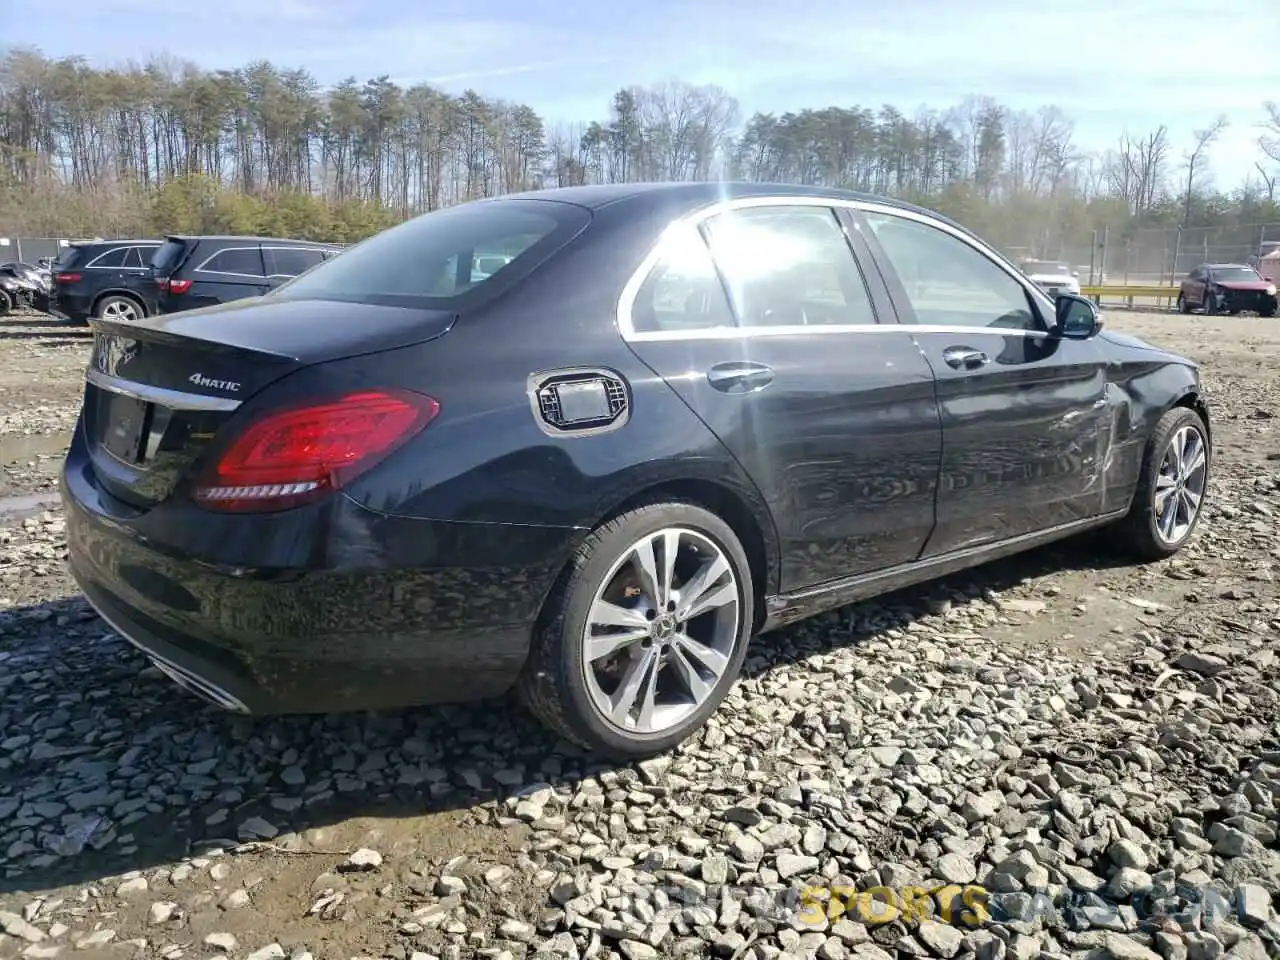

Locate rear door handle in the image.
[707,361,775,393]
[942,346,989,370]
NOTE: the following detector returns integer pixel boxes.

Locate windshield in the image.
[272,199,591,310]
[1212,266,1262,282]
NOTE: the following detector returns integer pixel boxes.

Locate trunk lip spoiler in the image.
[86,367,242,412]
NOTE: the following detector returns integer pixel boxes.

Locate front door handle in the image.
[942,346,989,370]
[707,361,775,393]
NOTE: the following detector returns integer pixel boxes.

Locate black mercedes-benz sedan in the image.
[61,182,1212,758]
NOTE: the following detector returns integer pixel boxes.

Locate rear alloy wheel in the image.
[518,502,753,759]
[1116,406,1210,561]
[96,295,142,323]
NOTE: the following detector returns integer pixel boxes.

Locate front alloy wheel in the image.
[1117,405,1211,560]
[518,501,754,759]
[1152,424,1207,545]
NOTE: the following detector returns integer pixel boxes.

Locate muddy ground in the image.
[0,309,1277,960]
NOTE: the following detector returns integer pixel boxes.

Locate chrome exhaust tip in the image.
[148,656,251,714]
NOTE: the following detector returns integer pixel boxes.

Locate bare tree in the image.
[1180,115,1227,225]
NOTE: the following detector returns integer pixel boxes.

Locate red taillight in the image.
[161,278,192,294]
[193,388,440,513]
[55,272,81,283]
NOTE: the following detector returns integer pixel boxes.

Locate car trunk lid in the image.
[83,296,459,509]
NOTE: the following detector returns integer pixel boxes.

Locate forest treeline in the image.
[1,47,1278,253]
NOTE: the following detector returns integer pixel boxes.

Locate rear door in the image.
[1185,266,1209,306]
[264,245,326,290]
[854,205,1109,556]
[620,199,942,593]
[185,244,270,309]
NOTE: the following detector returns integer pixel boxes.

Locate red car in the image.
[1177,262,1278,317]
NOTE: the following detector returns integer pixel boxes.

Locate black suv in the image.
[150,236,344,315]
[51,239,163,323]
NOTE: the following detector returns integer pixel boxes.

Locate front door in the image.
[620,201,943,592]
[854,206,1110,557]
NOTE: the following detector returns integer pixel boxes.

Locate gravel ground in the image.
[0,309,1278,960]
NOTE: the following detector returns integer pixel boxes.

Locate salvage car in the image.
[62,182,1213,758]
[1177,262,1278,317]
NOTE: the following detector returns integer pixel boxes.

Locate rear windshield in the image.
[55,247,87,271]
[270,199,591,310]
[151,239,190,275]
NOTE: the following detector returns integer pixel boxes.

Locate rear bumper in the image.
[51,291,92,320]
[61,437,579,715]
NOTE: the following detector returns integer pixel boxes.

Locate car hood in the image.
[1099,328,1186,361]
[1214,280,1274,292]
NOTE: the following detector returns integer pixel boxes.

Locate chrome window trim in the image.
[84,244,160,270]
[616,195,1058,343]
[86,368,242,412]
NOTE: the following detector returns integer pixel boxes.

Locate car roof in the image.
[497,180,922,214]
[70,238,162,248]
[166,235,343,246]
[1206,262,1254,269]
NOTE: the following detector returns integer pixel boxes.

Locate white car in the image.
[1020,259,1081,298]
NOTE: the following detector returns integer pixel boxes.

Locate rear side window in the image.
[272,199,591,309]
[123,247,152,269]
[89,247,128,268]
[267,247,325,278]
[631,223,736,334]
[151,239,189,275]
[198,247,265,277]
[704,206,878,328]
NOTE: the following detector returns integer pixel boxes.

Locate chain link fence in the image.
[9,224,1280,287]
[1004,223,1280,286]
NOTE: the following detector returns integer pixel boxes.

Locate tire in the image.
[94,294,144,323]
[1262,300,1277,319]
[517,501,754,759]
[0,290,10,316]
[1177,293,1189,314]
[1115,406,1210,561]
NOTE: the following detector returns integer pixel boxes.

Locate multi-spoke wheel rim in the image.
[1154,424,1207,544]
[582,527,740,735]
[102,300,138,321]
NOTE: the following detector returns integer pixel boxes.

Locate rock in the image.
[340,848,383,871]
[245,946,286,960]
[916,920,964,957]
[204,933,238,952]
[147,902,177,925]
[1236,884,1273,927]
[0,912,46,943]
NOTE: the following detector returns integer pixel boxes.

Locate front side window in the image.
[864,212,1042,333]
[273,199,590,310]
[703,206,877,328]
[631,223,736,334]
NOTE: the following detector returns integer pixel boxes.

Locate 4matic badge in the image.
[189,373,241,392]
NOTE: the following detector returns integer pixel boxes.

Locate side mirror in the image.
[1054,294,1102,339]
[1072,270,1080,278]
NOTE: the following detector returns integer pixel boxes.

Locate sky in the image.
[7,0,1275,191]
